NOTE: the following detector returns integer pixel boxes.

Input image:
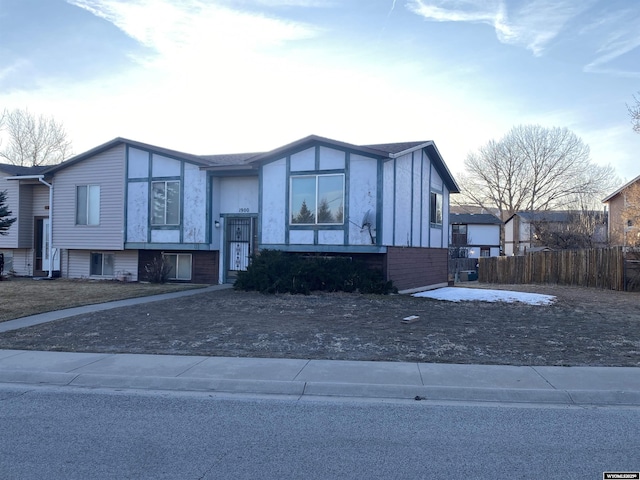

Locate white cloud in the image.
[583,9,640,77]
[67,0,319,69]
[407,0,592,56]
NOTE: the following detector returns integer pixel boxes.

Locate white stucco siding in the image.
[430,165,443,191]
[261,158,286,244]
[53,144,125,250]
[220,177,259,214]
[394,154,412,247]
[127,148,149,178]
[210,177,222,250]
[0,171,20,248]
[430,227,443,247]
[318,230,343,245]
[440,189,449,247]
[319,147,345,170]
[412,153,422,247]
[152,154,180,177]
[183,163,207,244]
[504,218,515,256]
[421,155,431,247]
[151,229,180,243]
[126,182,148,242]
[289,230,314,244]
[290,148,314,171]
[348,154,378,246]
[382,160,395,245]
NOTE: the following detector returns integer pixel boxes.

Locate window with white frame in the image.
[152,181,180,225]
[163,253,192,280]
[480,247,490,257]
[430,192,443,225]
[290,174,344,225]
[76,185,100,225]
[90,252,114,276]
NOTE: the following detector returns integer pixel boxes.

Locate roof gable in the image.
[602,174,640,203]
[42,137,213,175]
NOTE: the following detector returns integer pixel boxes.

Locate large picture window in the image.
[163,253,192,280]
[76,185,100,225]
[430,192,443,226]
[90,252,114,276]
[152,181,180,225]
[290,174,344,225]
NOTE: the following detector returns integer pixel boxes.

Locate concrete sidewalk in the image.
[1,349,639,405]
[1,284,639,405]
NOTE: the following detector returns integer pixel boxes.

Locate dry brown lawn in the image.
[0,277,205,322]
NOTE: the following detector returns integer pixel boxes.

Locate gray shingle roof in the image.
[362,141,429,154]
[198,152,261,166]
[0,163,50,176]
[450,213,502,225]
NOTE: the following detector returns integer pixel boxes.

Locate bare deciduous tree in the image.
[0,108,73,166]
[456,125,618,221]
[530,211,607,250]
[629,92,640,134]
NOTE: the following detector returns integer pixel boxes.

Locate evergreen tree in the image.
[317,198,335,223]
[294,199,315,224]
[0,190,17,236]
[335,203,344,224]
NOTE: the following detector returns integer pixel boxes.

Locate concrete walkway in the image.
[1,285,639,405]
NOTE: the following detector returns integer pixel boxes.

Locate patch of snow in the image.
[413,287,555,305]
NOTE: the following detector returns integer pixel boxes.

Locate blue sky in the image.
[1,0,639,181]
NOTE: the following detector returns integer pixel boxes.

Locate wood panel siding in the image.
[52,144,126,250]
[137,250,219,284]
[385,247,448,291]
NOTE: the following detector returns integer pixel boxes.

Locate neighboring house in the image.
[603,174,640,247]
[0,163,51,276]
[504,210,607,256]
[0,134,460,291]
[449,213,502,258]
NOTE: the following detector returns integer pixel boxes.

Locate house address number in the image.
[239,208,250,213]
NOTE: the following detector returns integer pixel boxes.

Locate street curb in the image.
[2,371,640,406]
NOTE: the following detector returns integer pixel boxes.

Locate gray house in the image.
[1,135,459,291]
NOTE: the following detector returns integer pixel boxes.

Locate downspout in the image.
[38,177,54,278]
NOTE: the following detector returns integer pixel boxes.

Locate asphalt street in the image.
[0,384,638,480]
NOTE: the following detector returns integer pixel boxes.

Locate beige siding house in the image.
[2,135,460,291]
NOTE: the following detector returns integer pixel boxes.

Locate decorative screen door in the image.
[226,217,256,277]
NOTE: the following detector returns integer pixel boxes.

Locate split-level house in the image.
[603,174,640,247]
[449,213,502,258]
[0,135,460,292]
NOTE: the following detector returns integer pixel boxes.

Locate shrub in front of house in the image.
[234,249,394,295]
[144,257,172,284]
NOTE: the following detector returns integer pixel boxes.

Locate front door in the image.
[33,218,49,276]
[225,217,256,281]
[34,218,59,276]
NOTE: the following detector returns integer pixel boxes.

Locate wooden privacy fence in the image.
[478,247,634,291]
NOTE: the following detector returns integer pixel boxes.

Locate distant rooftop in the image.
[450,213,502,225]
